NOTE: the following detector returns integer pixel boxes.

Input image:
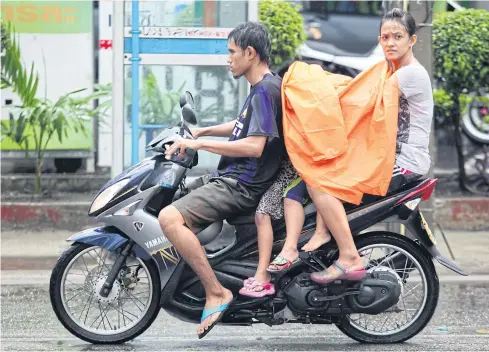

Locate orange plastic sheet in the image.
[281,60,399,205]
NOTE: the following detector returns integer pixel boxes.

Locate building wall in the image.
[1,1,95,158]
[470,0,489,10]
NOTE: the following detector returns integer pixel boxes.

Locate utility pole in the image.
[409,0,436,228]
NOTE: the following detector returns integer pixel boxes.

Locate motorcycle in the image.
[50,91,466,345]
[277,41,385,79]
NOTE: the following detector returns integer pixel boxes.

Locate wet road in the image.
[2,282,489,351]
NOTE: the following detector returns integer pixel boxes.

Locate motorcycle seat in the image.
[227,178,427,226]
[304,177,428,216]
[226,210,257,226]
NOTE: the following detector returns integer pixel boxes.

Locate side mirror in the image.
[179,91,194,109]
[181,104,197,125]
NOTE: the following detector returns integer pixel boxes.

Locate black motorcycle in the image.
[50,91,466,344]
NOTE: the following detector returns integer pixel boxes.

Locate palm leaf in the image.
[1,20,39,107]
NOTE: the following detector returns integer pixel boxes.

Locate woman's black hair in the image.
[380,8,416,37]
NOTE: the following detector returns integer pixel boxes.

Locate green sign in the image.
[0,1,92,33]
[1,119,92,151]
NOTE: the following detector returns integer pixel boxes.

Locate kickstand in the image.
[435,222,456,260]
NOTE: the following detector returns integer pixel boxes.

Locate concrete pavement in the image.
[3,196,489,231]
[1,283,489,351]
[1,228,488,279]
[1,228,488,350]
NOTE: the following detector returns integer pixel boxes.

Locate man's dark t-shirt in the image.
[213,73,285,200]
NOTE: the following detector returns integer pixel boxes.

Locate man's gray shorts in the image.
[171,174,257,233]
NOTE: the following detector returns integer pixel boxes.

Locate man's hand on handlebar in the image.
[165,139,202,160]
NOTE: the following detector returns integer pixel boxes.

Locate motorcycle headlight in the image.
[89,178,131,215]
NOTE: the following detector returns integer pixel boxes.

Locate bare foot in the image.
[325,256,365,277]
[267,247,299,272]
[254,272,271,285]
[242,272,271,291]
[311,256,366,283]
[279,248,298,262]
[239,271,275,297]
[301,231,332,252]
[334,256,365,272]
[198,288,234,336]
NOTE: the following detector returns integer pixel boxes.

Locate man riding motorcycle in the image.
[158,21,285,339]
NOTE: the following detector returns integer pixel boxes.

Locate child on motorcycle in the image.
[239,155,329,297]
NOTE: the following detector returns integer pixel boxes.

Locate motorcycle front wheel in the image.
[49,243,161,344]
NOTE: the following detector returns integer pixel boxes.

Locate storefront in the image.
[108,0,257,177]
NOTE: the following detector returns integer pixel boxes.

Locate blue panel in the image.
[124,38,229,55]
[130,0,141,165]
[68,227,151,260]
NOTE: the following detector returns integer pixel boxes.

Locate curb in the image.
[1,201,98,231]
[1,173,109,194]
[1,257,60,271]
[2,197,488,232]
[434,197,489,231]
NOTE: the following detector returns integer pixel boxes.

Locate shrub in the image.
[259,0,307,69]
[432,9,489,189]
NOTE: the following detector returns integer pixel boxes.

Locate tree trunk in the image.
[451,93,467,191]
[35,149,43,193]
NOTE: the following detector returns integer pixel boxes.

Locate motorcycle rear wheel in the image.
[336,232,439,343]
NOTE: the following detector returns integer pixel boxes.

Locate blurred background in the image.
[1,0,488,240]
[1,1,489,350]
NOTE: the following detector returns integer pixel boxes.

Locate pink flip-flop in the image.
[310,260,366,284]
[239,278,275,298]
[243,277,255,287]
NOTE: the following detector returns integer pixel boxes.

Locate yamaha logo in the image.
[133,221,144,232]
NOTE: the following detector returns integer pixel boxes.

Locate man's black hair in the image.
[228,22,271,65]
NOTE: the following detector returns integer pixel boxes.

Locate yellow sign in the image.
[1,1,92,33]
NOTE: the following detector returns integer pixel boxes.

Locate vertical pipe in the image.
[112,0,125,177]
[247,0,259,21]
[410,0,435,229]
[131,0,141,165]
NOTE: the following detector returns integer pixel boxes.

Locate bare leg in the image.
[249,213,273,287]
[268,199,304,270]
[306,186,364,279]
[301,212,332,252]
[158,206,233,335]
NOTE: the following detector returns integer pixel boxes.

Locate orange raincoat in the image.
[281,60,399,205]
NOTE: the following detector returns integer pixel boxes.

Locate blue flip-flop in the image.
[198,297,235,339]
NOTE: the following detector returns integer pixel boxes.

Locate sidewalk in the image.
[2,173,489,232]
[2,196,488,232]
[1,228,488,277]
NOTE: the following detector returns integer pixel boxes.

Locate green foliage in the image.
[259,0,306,69]
[1,20,39,107]
[2,87,108,149]
[139,72,184,125]
[433,9,489,191]
[433,88,455,120]
[434,88,477,119]
[123,70,185,127]
[433,9,489,95]
[1,19,109,192]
